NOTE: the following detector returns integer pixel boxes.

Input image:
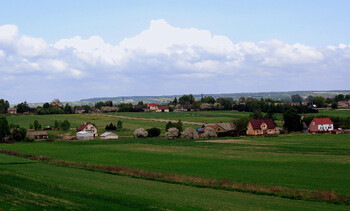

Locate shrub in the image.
[165,127,179,140]
[10,125,27,142]
[165,120,183,132]
[133,128,148,138]
[181,127,199,139]
[116,121,123,131]
[201,127,217,139]
[146,127,161,137]
[60,120,70,131]
[105,123,117,130]
[33,120,41,131]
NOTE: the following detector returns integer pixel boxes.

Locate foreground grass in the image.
[1,134,350,196]
[0,153,348,210]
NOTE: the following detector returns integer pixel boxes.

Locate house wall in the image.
[82,123,98,136]
[246,122,275,136]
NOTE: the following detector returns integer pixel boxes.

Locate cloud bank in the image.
[0,20,349,103]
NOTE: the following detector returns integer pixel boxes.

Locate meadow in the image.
[1,109,350,210]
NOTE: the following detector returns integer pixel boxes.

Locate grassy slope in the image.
[2,134,350,195]
[2,154,347,210]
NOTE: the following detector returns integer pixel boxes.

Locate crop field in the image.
[1,133,350,210]
[1,109,350,210]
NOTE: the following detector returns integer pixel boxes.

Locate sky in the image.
[0,0,350,103]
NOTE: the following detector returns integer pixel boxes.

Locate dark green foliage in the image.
[16,101,31,113]
[232,116,250,136]
[291,94,302,103]
[331,102,338,109]
[165,120,183,132]
[0,99,10,114]
[43,103,51,109]
[116,121,123,131]
[33,120,41,131]
[0,116,10,141]
[95,101,113,109]
[201,96,215,104]
[54,120,60,130]
[216,98,233,110]
[146,127,161,137]
[179,94,195,105]
[251,109,263,119]
[334,94,345,102]
[38,107,64,115]
[283,108,302,132]
[313,96,325,108]
[64,103,73,114]
[105,123,117,130]
[60,120,70,131]
[10,125,27,142]
[118,103,133,112]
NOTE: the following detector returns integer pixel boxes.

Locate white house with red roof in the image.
[309,118,333,133]
[147,103,158,111]
[77,122,98,137]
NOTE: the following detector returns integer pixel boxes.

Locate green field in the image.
[1,153,346,210]
[107,110,251,123]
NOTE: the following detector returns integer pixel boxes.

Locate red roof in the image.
[199,124,218,132]
[78,122,91,131]
[249,119,275,130]
[312,118,333,125]
[148,104,158,107]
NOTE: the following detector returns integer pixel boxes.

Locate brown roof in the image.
[249,119,275,130]
[78,122,95,131]
[218,123,236,131]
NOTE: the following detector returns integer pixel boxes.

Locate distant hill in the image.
[27,90,350,107]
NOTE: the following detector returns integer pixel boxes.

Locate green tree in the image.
[166,120,183,133]
[325,98,333,104]
[251,109,263,119]
[54,120,60,130]
[146,127,161,137]
[43,102,51,109]
[334,94,345,102]
[283,108,302,132]
[33,120,41,131]
[216,98,233,110]
[179,94,195,105]
[10,125,26,142]
[16,101,30,113]
[291,94,302,103]
[116,120,123,131]
[313,96,325,108]
[201,96,215,104]
[60,120,70,131]
[0,116,10,141]
[331,102,338,109]
[232,116,250,136]
[0,99,10,114]
[64,103,73,114]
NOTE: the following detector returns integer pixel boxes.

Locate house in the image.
[338,101,350,108]
[156,106,169,112]
[27,130,48,140]
[173,105,187,112]
[7,108,17,114]
[75,107,85,114]
[76,131,94,140]
[199,123,236,136]
[309,118,334,133]
[289,102,301,107]
[147,104,158,111]
[101,106,119,112]
[246,119,276,136]
[77,122,98,137]
[100,132,119,140]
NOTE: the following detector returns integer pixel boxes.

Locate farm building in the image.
[199,123,236,136]
[75,107,85,114]
[156,106,169,112]
[7,108,17,114]
[78,122,98,137]
[76,131,94,140]
[27,130,48,140]
[309,118,334,133]
[147,104,158,111]
[338,101,350,108]
[246,119,276,136]
[100,132,119,140]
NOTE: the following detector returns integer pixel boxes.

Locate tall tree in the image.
[283,108,302,132]
[291,94,302,103]
[0,99,10,114]
[0,116,10,141]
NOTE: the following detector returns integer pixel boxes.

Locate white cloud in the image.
[0,19,349,103]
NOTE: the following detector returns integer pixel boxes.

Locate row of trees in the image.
[0,116,28,142]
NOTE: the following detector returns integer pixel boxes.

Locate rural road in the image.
[89,114,204,126]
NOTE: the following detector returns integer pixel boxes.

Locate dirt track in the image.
[89,114,204,126]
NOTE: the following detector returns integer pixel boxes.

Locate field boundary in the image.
[1,149,349,206]
[89,114,204,126]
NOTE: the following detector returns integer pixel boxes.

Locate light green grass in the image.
[0,153,348,210]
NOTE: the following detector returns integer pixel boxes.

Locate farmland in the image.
[1,109,350,210]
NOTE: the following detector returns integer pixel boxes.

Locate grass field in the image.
[1,154,347,210]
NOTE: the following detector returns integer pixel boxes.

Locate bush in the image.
[165,121,183,132]
[147,127,161,137]
[201,127,217,139]
[133,128,148,138]
[181,127,199,139]
[165,127,179,140]
[116,121,123,131]
[105,123,117,130]
[10,126,26,142]
[60,120,70,131]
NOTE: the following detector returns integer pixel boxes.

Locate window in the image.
[313,122,315,125]
[256,130,259,134]
[269,130,271,132]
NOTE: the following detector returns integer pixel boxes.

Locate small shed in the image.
[76,131,94,140]
[27,131,48,140]
[100,132,119,140]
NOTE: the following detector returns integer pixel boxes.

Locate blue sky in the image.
[0,0,350,103]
